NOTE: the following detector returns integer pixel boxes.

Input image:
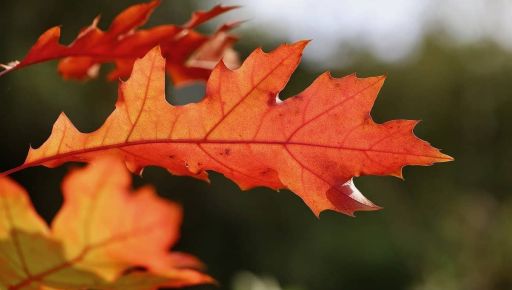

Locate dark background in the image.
[1,1,511,290]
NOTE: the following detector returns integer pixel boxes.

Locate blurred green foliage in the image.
[1,1,511,290]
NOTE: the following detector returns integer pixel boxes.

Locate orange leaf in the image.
[4,42,453,216]
[0,157,212,290]
[0,0,239,86]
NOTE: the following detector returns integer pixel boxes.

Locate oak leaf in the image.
[0,157,212,290]
[4,41,452,216]
[0,0,239,86]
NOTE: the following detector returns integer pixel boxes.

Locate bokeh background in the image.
[1,1,511,290]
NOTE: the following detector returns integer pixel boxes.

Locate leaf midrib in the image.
[2,138,451,177]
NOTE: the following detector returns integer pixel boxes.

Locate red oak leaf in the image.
[0,157,212,290]
[3,42,452,216]
[0,0,239,86]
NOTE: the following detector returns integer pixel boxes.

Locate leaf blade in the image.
[0,1,239,86]
[0,158,211,290]
[6,42,452,216]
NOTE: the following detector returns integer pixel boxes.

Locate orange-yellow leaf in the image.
[0,157,212,290]
[0,0,239,86]
[4,42,452,216]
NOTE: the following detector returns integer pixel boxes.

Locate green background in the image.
[0,1,511,290]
